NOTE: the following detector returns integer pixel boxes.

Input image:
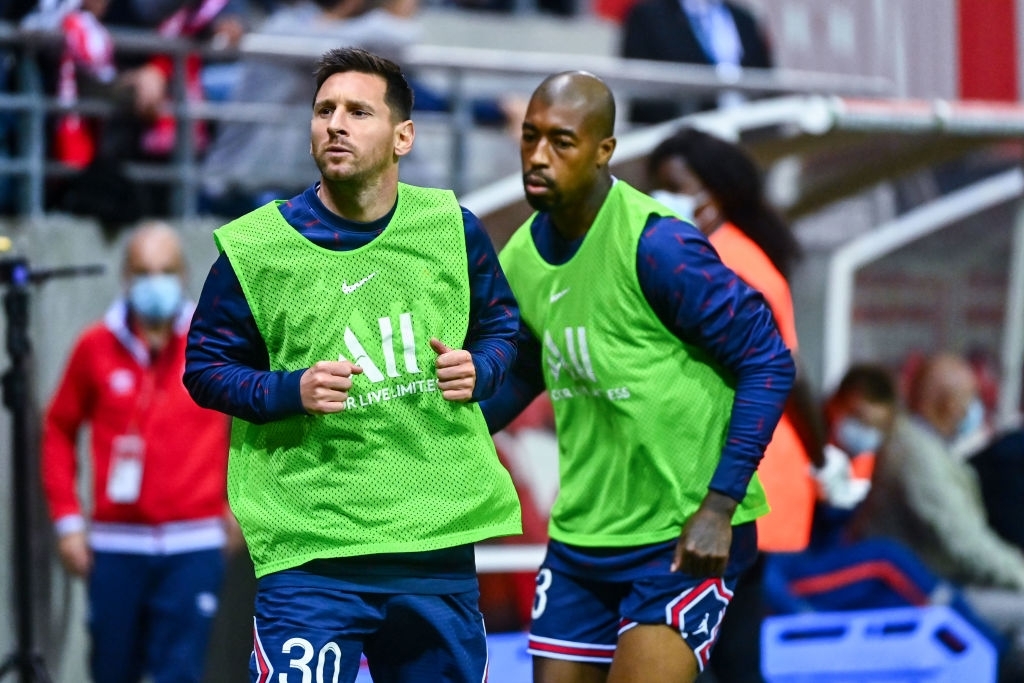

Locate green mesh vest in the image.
[215,184,521,577]
[500,181,768,547]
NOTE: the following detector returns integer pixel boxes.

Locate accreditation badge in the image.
[106,434,145,503]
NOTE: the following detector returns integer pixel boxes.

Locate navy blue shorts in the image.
[88,549,225,683]
[250,579,487,683]
[527,525,757,672]
[528,567,737,671]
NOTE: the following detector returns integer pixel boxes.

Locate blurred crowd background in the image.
[1,0,1024,681]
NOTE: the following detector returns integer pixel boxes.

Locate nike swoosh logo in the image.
[341,272,376,295]
[550,288,571,303]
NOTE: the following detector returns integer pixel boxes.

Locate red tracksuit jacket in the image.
[42,301,230,554]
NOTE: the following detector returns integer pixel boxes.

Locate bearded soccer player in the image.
[184,47,521,682]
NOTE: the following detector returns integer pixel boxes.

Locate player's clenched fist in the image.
[300,360,363,414]
[430,338,476,402]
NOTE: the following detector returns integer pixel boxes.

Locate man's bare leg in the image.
[608,624,698,683]
[534,656,610,683]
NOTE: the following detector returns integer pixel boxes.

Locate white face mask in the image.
[835,416,883,455]
[128,274,183,323]
[650,190,699,224]
[949,397,989,461]
[954,398,986,442]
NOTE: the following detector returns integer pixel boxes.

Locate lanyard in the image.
[124,364,159,437]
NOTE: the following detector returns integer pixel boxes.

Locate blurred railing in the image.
[0,20,892,220]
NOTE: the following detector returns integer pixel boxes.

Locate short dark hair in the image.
[312,47,414,122]
[836,364,898,405]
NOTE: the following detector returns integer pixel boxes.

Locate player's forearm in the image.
[464,293,519,402]
[478,326,544,432]
[463,209,520,403]
[184,362,306,424]
[708,348,795,500]
[478,371,544,434]
[467,335,517,402]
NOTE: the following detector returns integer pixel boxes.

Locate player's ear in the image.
[394,120,415,158]
[596,135,616,168]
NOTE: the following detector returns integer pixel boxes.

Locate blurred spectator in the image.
[199,0,420,215]
[852,352,1018,587]
[41,222,237,683]
[812,363,898,548]
[761,371,1003,678]
[648,125,845,683]
[103,0,249,102]
[850,352,1024,681]
[103,0,249,160]
[19,0,115,167]
[44,0,250,222]
[199,0,524,215]
[17,0,148,228]
[62,2,117,166]
[621,0,772,124]
[21,1,250,224]
[824,363,899,480]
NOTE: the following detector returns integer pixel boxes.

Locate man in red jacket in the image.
[41,221,235,683]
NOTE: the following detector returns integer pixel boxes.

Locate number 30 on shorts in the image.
[260,637,344,683]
